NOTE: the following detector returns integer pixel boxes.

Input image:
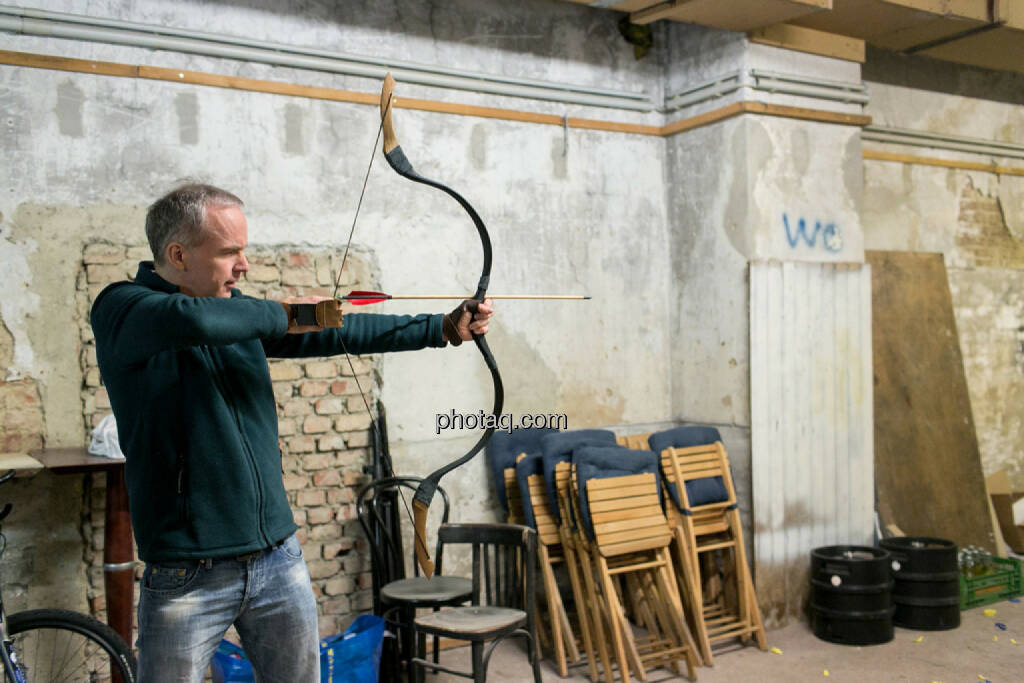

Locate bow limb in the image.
[380,73,504,577]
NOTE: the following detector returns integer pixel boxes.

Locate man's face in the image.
[177,204,249,298]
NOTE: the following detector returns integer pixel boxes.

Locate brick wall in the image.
[78,242,378,638]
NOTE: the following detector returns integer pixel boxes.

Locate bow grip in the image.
[411,498,436,578]
[292,301,343,328]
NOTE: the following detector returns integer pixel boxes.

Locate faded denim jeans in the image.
[136,533,319,682]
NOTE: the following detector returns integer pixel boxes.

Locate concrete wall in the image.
[862,49,1024,487]
[0,0,674,629]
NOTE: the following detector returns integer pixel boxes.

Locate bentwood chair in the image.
[357,477,472,681]
[411,523,542,683]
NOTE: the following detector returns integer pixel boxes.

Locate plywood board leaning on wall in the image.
[867,250,995,552]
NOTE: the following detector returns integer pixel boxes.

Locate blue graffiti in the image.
[783,214,842,252]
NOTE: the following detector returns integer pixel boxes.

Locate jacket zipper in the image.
[203,346,272,547]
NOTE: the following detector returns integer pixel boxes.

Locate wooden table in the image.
[32,448,133,647]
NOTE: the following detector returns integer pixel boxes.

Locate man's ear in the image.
[165,242,188,272]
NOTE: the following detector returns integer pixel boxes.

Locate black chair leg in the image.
[472,641,485,683]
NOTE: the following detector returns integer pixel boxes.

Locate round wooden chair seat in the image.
[415,605,527,638]
[380,575,472,606]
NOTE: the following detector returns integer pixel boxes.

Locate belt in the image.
[205,538,287,566]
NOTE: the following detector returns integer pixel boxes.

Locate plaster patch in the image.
[174,92,199,146]
[469,124,487,171]
[550,135,567,180]
[284,103,305,156]
[55,80,85,138]
[0,224,40,380]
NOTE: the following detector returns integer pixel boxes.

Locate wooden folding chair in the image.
[516,453,582,677]
[574,448,699,682]
[659,441,767,665]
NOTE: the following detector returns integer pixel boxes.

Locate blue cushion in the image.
[540,429,617,525]
[486,428,559,517]
[574,445,661,541]
[515,453,545,529]
[647,426,728,509]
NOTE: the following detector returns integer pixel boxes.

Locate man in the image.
[90,183,493,681]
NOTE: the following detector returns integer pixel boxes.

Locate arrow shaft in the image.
[342,293,589,301]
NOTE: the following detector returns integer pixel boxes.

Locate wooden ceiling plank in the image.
[749,23,866,61]
[920,25,1024,74]
[634,0,831,31]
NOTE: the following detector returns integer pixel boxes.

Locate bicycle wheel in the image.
[7,608,136,682]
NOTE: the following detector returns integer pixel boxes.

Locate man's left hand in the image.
[443,298,494,346]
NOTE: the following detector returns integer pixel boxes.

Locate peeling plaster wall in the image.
[0,0,672,611]
[862,52,1024,488]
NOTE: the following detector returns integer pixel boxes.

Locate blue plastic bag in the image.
[210,640,253,683]
[320,614,386,683]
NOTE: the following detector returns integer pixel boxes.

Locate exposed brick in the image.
[324,576,354,595]
[305,361,337,379]
[282,266,316,287]
[303,415,332,434]
[300,380,330,398]
[357,572,374,590]
[126,245,150,260]
[292,509,307,526]
[339,358,373,376]
[286,252,312,267]
[306,559,341,580]
[334,413,371,433]
[282,474,308,491]
[287,435,316,453]
[307,507,333,525]
[353,591,374,611]
[346,430,370,448]
[330,380,357,396]
[84,368,102,387]
[316,434,346,452]
[312,469,341,487]
[323,596,351,615]
[247,264,280,283]
[86,264,128,284]
[94,388,111,409]
[326,488,350,505]
[297,489,326,507]
[269,363,303,382]
[277,417,297,437]
[282,399,312,417]
[315,397,344,415]
[301,453,330,470]
[310,524,340,541]
[342,470,364,487]
[83,244,125,264]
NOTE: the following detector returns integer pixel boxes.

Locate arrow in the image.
[340,290,591,305]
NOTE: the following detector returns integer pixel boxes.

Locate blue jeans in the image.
[136,533,320,682]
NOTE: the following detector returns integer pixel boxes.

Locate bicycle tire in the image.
[6,608,136,682]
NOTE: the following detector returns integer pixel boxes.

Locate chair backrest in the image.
[540,429,618,526]
[514,453,561,546]
[660,442,735,512]
[439,523,537,611]
[487,428,560,519]
[573,445,663,543]
[616,432,652,450]
[357,477,454,589]
[586,472,673,558]
[648,426,729,510]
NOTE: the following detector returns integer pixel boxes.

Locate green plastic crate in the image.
[959,557,1023,610]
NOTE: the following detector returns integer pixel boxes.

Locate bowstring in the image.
[334,92,428,571]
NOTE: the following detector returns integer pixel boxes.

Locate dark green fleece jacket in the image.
[91,262,445,562]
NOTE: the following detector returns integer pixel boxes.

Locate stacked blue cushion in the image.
[486,427,559,518]
[539,429,617,526]
[574,445,662,541]
[647,425,728,509]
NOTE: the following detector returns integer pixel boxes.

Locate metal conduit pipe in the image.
[664,68,868,112]
[863,125,1024,161]
[0,5,654,111]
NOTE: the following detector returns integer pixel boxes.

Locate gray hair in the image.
[145,184,244,265]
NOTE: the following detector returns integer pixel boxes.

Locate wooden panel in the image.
[632,0,830,30]
[791,0,988,42]
[919,25,1024,75]
[749,23,866,61]
[867,250,995,551]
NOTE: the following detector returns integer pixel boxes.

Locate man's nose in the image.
[237,252,249,272]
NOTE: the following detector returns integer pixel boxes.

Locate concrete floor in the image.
[420,598,1024,682]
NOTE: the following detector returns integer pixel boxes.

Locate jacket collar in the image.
[134,261,179,294]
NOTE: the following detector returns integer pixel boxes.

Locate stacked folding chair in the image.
[487,428,559,525]
[648,426,767,665]
[571,445,699,682]
[541,430,619,681]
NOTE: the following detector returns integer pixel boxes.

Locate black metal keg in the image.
[879,537,960,630]
[810,545,894,645]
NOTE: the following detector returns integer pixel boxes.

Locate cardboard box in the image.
[988,470,1024,554]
